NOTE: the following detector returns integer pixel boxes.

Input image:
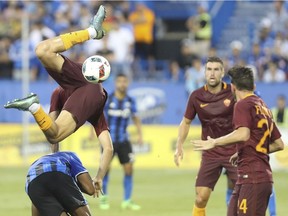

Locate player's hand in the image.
[191,136,216,151]
[92,177,104,198]
[229,152,238,167]
[174,145,184,167]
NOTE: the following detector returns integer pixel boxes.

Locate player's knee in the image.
[195,194,209,207]
[125,169,133,176]
[35,42,51,59]
[123,163,133,175]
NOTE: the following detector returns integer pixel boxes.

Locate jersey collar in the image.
[204,82,227,91]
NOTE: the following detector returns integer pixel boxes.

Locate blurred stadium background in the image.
[0,0,288,215]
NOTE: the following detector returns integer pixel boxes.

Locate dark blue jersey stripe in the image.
[105,93,137,143]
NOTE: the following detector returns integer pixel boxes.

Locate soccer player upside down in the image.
[4,5,113,215]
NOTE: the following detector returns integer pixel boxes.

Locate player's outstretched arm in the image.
[93,130,113,196]
[192,127,250,151]
[174,117,192,166]
[35,5,106,73]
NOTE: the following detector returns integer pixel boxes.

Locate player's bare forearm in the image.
[96,130,113,179]
[174,117,191,166]
[77,173,95,196]
[176,117,191,147]
[269,138,284,153]
[214,127,250,147]
[49,111,60,152]
[133,116,143,144]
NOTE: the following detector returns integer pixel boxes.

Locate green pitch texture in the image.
[0,167,287,216]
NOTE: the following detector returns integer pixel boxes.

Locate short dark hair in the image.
[206,56,224,67]
[115,73,128,79]
[277,94,286,101]
[228,65,254,91]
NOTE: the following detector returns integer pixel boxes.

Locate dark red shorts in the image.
[227,182,272,216]
[196,156,237,190]
[47,56,107,131]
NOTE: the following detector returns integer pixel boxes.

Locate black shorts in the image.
[113,140,134,164]
[27,172,87,216]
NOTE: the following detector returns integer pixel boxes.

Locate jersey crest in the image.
[223,99,231,107]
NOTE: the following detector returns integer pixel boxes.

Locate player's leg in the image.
[226,175,234,206]
[118,141,140,210]
[99,169,111,210]
[31,204,40,216]
[50,172,92,216]
[70,205,91,216]
[28,173,66,216]
[193,186,212,215]
[102,170,110,195]
[192,158,222,216]
[237,182,272,216]
[227,184,240,216]
[123,163,133,201]
[268,187,276,216]
[4,93,76,143]
[223,160,237,206]
[99,142,117,210]
[35,5,106,73]
[5,83,106,144]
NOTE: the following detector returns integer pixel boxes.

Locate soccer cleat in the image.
[99,195,110,210]
[89,5,106,39]
[4,93,39,111]
[121,200,141,211]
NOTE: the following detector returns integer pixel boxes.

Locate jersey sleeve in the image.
[233,100,252,129]
[69,152,88,182]
[184,93,196,120]
[49,87,63,113]
[94,112,109,137]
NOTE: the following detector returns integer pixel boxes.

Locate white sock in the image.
[28,103,40,114]
[87,27,97,39]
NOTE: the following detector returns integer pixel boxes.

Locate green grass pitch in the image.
[0,167,287,216]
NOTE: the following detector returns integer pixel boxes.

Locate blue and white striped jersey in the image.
[105,93,137,143]
[25,151,87,193]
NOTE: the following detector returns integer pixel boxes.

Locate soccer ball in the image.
[82,55,111,83]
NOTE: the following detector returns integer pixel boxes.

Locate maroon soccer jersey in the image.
[185,83,236,158]
[233,94,281,184]
[48,56,109,137]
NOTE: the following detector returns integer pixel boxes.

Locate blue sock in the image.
[226,189,233,206]
[268,188,276,216]
[102,174,109,195]
[124,175,132,201]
